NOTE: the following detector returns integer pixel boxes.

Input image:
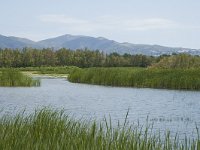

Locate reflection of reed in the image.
[150,117,192,122]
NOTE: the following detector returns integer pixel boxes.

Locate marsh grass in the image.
[0,68,40,87]
[19,66,79,74]
[0,108,199,150]
[68,67,200,90]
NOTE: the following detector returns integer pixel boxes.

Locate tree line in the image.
[1,48,200,68]
[151,53,200,69]
[0,48,155,68]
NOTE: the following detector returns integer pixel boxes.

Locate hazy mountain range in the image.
[0,34,200,56]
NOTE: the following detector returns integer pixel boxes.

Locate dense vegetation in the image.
[151,54,200,69]
[1,48,200,90]
[1,48,200,69]
[0,48,155,68]
[0,69,40,87]
[0,108,199,150]
[68,67,200,90]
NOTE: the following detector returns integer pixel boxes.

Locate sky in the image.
[0,0,200,49]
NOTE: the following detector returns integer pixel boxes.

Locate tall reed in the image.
[68,67,200,90]
[0,108,199,150]
[0,68,40,87]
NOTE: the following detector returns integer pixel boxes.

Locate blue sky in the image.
[0,0,200,48]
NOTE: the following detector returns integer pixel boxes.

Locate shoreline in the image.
[22,71,68,78]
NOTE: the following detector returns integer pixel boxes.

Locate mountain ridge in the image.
[0,34,199,56]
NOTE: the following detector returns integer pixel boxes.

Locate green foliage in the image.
[152,54,200,69]
[0,68,40,87]
[0,48,154,68]
[1,48,200,69]
[68,67,200,90]
[0,108,199,150]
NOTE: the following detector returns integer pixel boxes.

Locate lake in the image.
[0,77,200,139]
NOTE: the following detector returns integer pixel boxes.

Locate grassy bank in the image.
[0,69,40,87]
[68,67,200,90]
[19,66,79,75]
[3,66,200,90]
[0,108,199,150]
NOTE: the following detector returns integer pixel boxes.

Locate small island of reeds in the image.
[68,67,200,90]
[0,68,40,87]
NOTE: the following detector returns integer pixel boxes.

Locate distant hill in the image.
[0,34,39,49]
[0,34,200,56]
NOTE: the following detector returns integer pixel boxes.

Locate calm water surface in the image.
[0,77,200,138]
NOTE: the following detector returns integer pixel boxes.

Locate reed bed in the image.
[68,67,200,90]
[0,68,40,87]
[0,108,199,150]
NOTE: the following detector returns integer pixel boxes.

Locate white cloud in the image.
[38,14,193,32]
[39,15,88,24]
[39,15,96,32]
[124,18,178,30]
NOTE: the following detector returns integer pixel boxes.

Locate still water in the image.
[0,77,200,138]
